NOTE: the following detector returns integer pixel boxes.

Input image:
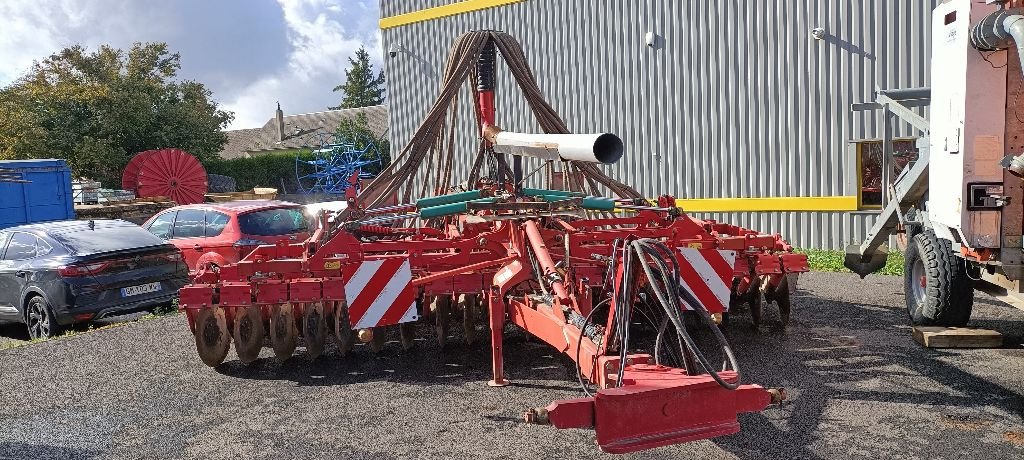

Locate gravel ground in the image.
[1,272,1023,459]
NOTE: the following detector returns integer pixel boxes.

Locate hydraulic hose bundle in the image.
[611,238,742,391]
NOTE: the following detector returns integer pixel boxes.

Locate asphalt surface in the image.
[1,272,1023,459]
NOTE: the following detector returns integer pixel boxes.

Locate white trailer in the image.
[847,0,1024,325]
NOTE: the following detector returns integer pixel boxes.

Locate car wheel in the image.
[26,296,61,340]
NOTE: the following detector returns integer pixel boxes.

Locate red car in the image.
[142,201,309,272]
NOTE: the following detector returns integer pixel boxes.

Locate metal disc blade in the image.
[270,303,297,362]
[194,307,230,367]
[232,306,265,364]
[303,302,328,360]
[369,326,387,353]
[399,323,416,350]
[749,283,763,329]
[333,301,355,356]
[434,295,451,347]
[459,294,478,346]
[776,276,792,327]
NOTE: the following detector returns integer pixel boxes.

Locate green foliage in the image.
[0,42,233,187]
[793,248,905,276]
[331,47,385,110]
[206,150,314,192]
[151,298,178,316]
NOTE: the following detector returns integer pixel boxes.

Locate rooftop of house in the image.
[217,104,388,159]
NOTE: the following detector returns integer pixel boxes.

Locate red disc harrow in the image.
[177,31,807,453]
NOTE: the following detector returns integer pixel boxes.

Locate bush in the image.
[152,297,179,315]
[793,248,904,276]
[205,150,313,192]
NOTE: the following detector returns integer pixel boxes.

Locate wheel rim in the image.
[28,302,49,338]
[911,257,928,307]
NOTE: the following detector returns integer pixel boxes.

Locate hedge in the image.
[205,151,313,192]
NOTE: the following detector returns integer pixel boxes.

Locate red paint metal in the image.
[288,279,322,302]
[543,398,595,429]
[478,90,496,131]
[321,277,346,300]
[178,284,214,309]
[130,148,208,204]
[594,377,772,453]
[253,280,288,304]
[487,286,508,386]
[753,253,784,275]
[219,282,254,306]
[781,253,810,273]
[121,149,159,191]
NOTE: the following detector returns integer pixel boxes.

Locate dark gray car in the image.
[0,220,188,339]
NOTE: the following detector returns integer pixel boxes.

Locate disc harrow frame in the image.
[177,30,808,453]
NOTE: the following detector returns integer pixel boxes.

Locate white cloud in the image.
[0,0,158,84]
[0,0,383,130]
[222,0,383,128]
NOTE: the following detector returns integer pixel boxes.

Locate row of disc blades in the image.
[193,295,486,366]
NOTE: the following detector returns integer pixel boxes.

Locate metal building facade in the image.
[379,0,937,249]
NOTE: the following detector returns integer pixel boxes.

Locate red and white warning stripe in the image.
[676,248,736,313]
[345,258,418,329]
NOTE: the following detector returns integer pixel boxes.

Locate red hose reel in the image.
[122,148,208,205]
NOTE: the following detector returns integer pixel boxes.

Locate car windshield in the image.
[237,207,308,236]
[51,222,167,256]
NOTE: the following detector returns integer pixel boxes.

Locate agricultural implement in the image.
[295,131,383,195]
[178,31,806,453]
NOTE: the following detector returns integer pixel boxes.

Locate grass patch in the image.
[794,248,905,276]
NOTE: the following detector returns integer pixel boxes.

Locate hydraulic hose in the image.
[614,239,742,390]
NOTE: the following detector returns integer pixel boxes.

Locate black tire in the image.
[904,230,974,326]
[26,296,61,340]
[207,174,237,193]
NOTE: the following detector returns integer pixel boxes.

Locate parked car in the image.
[0,220,188,339]
[142,201,310,271]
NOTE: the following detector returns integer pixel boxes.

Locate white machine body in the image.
[929,0,1008,249]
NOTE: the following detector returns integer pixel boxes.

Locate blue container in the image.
[0,159,75,230]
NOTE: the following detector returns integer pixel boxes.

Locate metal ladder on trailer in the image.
[844,87,933,277]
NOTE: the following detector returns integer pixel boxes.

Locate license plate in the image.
[121,282,162,297]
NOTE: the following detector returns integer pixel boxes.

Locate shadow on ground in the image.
[714,286,1024,459]
[0,442,96,460]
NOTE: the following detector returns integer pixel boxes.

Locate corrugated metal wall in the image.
[379,0,938,249]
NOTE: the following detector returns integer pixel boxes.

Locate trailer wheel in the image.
[904,230,973,326]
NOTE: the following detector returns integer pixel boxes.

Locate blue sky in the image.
[0,0,383,129]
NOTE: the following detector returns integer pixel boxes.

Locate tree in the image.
[331,47,385,110]
[0,42,234,186]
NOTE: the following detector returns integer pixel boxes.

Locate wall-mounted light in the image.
[811,27,826,41]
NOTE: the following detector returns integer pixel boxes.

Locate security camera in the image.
[389,44,400,58]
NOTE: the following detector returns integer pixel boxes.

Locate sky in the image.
[0,0,383,129]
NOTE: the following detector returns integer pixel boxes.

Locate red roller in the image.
[133,148,208,205]
[121,149,159,191]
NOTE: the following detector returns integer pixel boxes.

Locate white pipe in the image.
[1004,15,1024,74]
[489,131,624,164]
